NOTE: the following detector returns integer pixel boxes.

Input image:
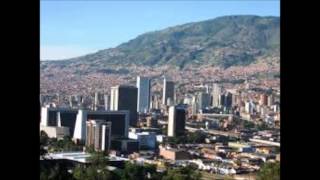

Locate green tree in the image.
[162,166,201,180]
[256,162,280,180]
[121,162,160,180]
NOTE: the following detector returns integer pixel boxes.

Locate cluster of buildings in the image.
[40,75,280,177]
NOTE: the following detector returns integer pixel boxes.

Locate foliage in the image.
[47,136,83,152]
[40,162,73,180]
[243,121,255,129]
[256,162,280,180]
[121,161,160,180]
[162,166,201,180]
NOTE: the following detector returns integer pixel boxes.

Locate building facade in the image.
[110,85,138,126]
[168,106,186,137]
[136,76,150,113]
[86,120,112,152]
[162,77,175,106]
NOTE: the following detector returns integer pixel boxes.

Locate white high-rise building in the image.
[212,83,222,107]
[168,106,186,137]
[73,109,88,142]
[136,76,150,113]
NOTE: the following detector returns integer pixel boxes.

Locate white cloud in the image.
[40,45,98,60]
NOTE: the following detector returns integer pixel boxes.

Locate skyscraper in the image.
[110,85,138,126]
[267,94,274,106]
[212,83,222,107]
[86,120,112,152]
[225,92,233,108]
[218,94,225,107]
[136,76,150,113]
[168,106,186,137]
[197,92,211,111]
[104,94,110,111]
[162,77,175,106]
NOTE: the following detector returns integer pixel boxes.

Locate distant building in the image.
[111,138,139,154]
[110,85,138,126]
[40,126,70,139]
[128,131,156,149]
[40,107,130,144]
[86,120,112,152]
[162,77,175,106]
[168,106,186,137]
[197,92,211,111]
[218,94,225,107]
[225,92,233,109]
[191,95,198,115]
[104,94,110,111]
[136,76,151,113]
[212,83,222,107]
[267,95,274,106]
[245,101,254,114]
[159,145,190,160]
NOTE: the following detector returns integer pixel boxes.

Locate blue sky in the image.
[41,0,280,60]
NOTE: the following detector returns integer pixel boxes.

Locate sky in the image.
[40,0,280,60]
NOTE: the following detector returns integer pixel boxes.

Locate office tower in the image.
[104,94,110,111]
[168,106,186,137]
[245,101,254,114]
[218,94,226,107]
[93,92,104,111]
[87,110,129,138]
[197,92,211,111]
[162,77,175,106]
[86,120,112,152]
[110,85,138,126]
[212,83,222,107]
[267,95,274,106]
[136,76,150,113]
[94,92,99,111]
[225,92,233,108]
[191,95,198,115]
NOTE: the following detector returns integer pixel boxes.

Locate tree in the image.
[256,162,280,180]
[41,162,73,180]
[88,151,108,168]
[162,166,201,180]
[121,162,160,180]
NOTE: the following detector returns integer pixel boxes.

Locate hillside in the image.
[40,15,280,72]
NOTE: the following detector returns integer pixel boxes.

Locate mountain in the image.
[41,15,280,71]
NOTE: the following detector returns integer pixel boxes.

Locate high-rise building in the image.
[218,94,225,107]
[104,94,110,111]
[212,83,222,107]
[197,92,211,111]
[191,95,198,115]
[86,120,112,152]
[40,106,129,142]
[225,92,233,108]
[110,85,138,126]
[267,95,274,106]
[136,76,151,113]
[168,106,186,137]
[162,77,175,106]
